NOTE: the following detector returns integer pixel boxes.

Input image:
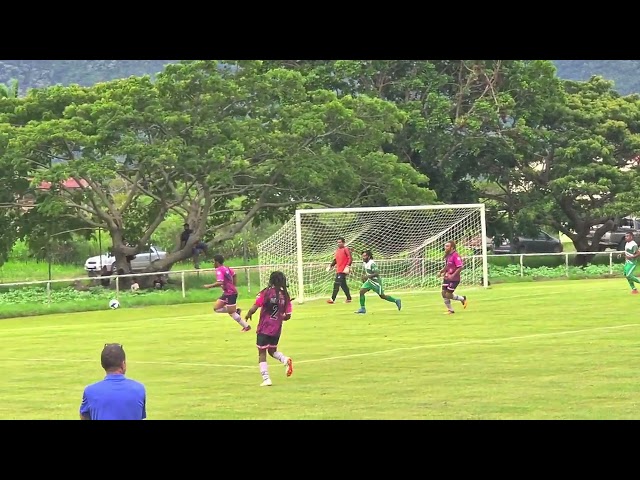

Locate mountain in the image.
[0,60,177,94]
[553,60,640,96]
[2,60,640,97]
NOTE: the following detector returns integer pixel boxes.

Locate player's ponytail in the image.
[269,270,292,312]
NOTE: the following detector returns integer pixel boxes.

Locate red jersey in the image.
[334,246,352,274]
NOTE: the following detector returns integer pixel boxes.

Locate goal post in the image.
[257,204,489,304]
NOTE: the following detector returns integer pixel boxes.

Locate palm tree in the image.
[0,78,19,98]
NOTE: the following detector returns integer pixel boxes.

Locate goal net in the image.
[257,204,488,303]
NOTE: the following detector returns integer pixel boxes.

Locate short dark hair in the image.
[363,249,373,259]
[213,254,224,265]
[626,230,635,236]
[338,237,345,243]
[101,343,125,372]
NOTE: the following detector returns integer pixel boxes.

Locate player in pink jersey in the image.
[438,240,468,315]
[244,271,294,387]
[203,254,250,332]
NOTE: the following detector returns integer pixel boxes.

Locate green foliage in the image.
[489,263,618,281]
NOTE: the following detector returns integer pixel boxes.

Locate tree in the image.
[488,75,640,259]
[3,61,436,275]
[0,79,19,98]
[260,61,568,213]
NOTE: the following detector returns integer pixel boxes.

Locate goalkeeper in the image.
[355,250,402,314]
[326,237,353,304]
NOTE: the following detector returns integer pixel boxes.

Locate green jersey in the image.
[363,259,379,278]
[626,240,638,265]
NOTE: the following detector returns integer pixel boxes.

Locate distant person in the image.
[623,231,640,294]
[325,237,353,304]
[153,275,165,290]
[79,343,147,420]
[438,240,468,315]
[354,250,401,314]
[203,254,250,331]
[180,222,207,269]
[100,266,111,287]
[130,278,140,292]
[179,223,193,250]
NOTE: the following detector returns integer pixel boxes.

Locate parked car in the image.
[493,231,563,255]
[85,245,168,276]
[587,216,640,251]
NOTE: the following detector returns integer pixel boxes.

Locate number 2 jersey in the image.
[254,287,293,337]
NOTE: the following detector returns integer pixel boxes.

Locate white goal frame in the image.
[259,203,489,304]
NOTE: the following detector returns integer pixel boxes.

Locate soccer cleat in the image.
[242,325,252,332]
[462,296,468,309]
[345,299,352,303]
[326,299,335,304]
[444,310,455,315]
[633,289,639,295]
[260,378,272,387]
[395,299,402,311]
[285,358,293,377]
[355,308,366,314]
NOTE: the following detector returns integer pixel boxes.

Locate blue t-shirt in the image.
[80,374,146,420]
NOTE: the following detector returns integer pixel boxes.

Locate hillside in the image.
[2,60,640,96]
[0,60,177,94]
[553,60,640,96]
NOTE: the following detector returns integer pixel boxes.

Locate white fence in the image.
[483,250,625,277]
[0,251,626,306]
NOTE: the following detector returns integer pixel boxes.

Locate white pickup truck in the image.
[84,245,168,276]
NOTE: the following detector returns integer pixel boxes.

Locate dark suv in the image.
[493,231,563,255]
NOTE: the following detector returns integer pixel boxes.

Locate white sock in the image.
[272,351,288,364]
[453,294,464,301]
[444,298,453,312]
[231,312,249,328]
[215,307,226,313]
[259,361,269,380]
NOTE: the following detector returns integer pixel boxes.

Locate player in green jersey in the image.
[623,231,640,294]
[355,250,402,314]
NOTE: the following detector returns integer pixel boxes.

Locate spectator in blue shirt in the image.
[79,343,147,420]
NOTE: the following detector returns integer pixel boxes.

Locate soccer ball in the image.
[109,299,120,309]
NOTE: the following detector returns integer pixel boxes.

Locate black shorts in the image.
[334,273,347,283]
[442,280,460,292]
[218,294,238,305]
[256,333,280,350]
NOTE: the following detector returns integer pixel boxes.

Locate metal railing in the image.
[0,250,626,305]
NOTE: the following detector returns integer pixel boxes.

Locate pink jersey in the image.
[215,266,237,295]
[254,287,293,337]
[445,251,463,281]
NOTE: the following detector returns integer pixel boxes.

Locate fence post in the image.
[115,277,119,299]
[181,271,186,298]
[565,253,569,277]
[520,254,524,277]
[609,251,613,275]
[246,266,251,294]
[47,281,51,306]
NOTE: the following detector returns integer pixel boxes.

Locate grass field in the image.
[2,278,640,420]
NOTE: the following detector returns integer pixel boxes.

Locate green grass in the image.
[2,278,640,419]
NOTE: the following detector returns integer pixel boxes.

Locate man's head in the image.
[337,237,346,249]
[362,250,373,262]
[444,240,456,255]
[101,343,126,374]
[625,231,635,243]
[213,254,224,267]
[184,223,190,230]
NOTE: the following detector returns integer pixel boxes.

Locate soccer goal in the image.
[257,204,489,303]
